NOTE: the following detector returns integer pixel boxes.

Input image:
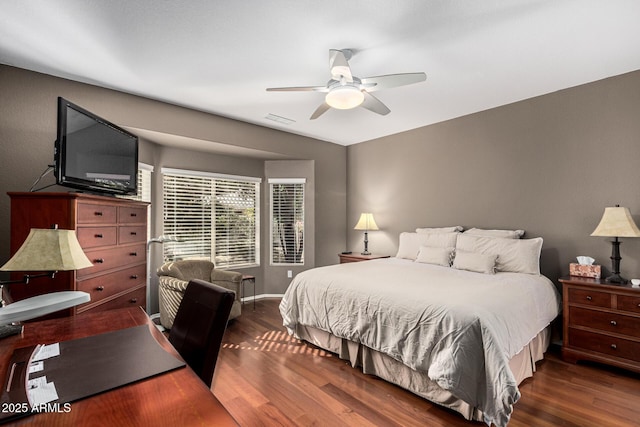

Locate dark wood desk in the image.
[0,307,238,426]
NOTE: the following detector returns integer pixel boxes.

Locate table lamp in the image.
[354,213,379,255]
[0,227,93,336]
[590,205,640,283]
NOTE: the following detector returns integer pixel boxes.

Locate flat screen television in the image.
[54,97,138,196]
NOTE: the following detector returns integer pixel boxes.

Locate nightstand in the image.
[338,253,390,264]
[559,276,640,373]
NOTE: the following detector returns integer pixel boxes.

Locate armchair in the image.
[157,260,242,329]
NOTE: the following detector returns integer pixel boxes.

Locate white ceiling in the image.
[2,0,640,147]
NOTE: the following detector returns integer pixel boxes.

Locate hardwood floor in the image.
[214,299,640,426]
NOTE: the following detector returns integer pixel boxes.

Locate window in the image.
[120,162,153,203]
[270,178,305,265]
[162,168,260,269]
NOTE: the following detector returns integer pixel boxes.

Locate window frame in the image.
[269,178,305,266]
[161,167,261,269]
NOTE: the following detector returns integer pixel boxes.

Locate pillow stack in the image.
[395,226,542,275]
[396,227,462,266]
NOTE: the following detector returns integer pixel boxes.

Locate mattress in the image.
[279,257,561,426]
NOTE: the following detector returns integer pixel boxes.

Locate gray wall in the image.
[3,63,640,308]
[0,65,347,309]
[347,70,640,283]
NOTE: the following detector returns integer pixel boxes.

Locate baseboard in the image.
[241,293,284,303]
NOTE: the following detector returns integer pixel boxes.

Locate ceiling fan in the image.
[266,49,427,120]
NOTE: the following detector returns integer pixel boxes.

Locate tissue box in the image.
[569,263,601,278]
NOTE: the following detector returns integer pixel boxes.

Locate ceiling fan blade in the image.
[329,49,353,82]
[266,86,328,92]
[310,102,331,120]
[361,91,390,116]
[360,72,426,92]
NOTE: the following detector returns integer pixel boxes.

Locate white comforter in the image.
[279,258,561,427]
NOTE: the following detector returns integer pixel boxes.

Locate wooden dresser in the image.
[8,192,148,316]
[559,276,640,373]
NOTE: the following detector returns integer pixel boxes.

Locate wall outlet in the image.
[287,270,293,278]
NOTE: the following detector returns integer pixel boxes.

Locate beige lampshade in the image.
[591,206,640,238]
[0,228,93,272]
[354,213,379,231]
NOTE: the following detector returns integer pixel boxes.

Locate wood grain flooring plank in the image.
[214,299,640,427]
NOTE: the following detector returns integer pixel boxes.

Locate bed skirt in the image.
[293,324,550,422]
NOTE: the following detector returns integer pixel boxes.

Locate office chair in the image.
[168,279,235,388]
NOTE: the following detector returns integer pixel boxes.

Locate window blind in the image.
[162,169,260,269]
[120,163,153,203]
[270,179,305,265]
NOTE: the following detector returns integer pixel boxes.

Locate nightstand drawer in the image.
[567,288,611,308]
[570,307,640,338]
[338,253,390,263]
[568,328,640,362]
[618,294,640,314]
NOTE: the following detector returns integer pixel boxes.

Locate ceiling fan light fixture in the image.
[325,86,364,110]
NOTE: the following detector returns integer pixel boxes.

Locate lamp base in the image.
[0,324,23,339]
[361,231,370,256]
[605,273,628,284]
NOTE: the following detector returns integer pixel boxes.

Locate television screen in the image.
[55,97,138,195]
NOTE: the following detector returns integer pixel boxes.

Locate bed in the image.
[279,229,561,427]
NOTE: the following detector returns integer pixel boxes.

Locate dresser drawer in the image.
[78,286,146,314]
[119,206,147,224]
[77,226,117,248]
[77,203,117,224]
[78,244,145,278]
[118,225,146,244]
[567,288,611,308]
[568,328,640,362]
[618,294,640,314]
[569,307,640,338]
[77,264,146,305]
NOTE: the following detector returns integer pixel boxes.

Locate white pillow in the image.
[396,232,460,260]
[456,234,543,275]
[420,232,459,248]
[396,232,423,260]
[416,246,454,267]
[452,250,497,274]
[416,226,463,234]
[463,228,525,239]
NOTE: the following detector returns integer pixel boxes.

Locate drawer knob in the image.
[130,213,137,217]
[94,211,103,216]
[130,231,137,236]
[95,234,103,238]
[130,274,138,279]
[611,344,617,350]
[96,286,105,291]
[586,296,592,301]
[94,258,104,263]
[130,252,138,257]
[610,320,617,326]
[130,298,138,304]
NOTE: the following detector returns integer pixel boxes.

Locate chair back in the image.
[157,260,214,281]
[168,279,234,387]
